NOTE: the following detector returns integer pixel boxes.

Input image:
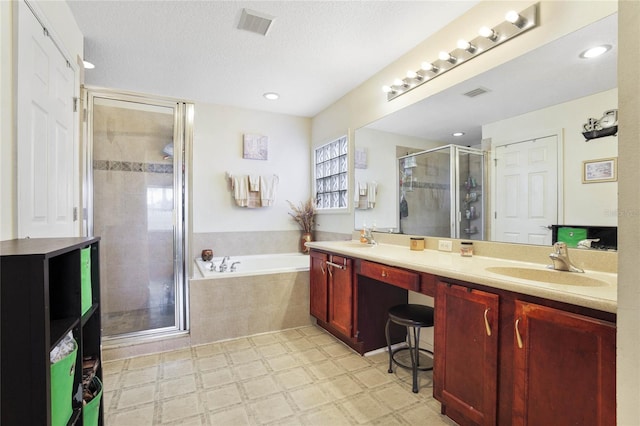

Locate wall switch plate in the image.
[438,240,453,252]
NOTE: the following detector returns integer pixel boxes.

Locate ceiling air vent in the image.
[238,9,275,36]
[463,87,491,98]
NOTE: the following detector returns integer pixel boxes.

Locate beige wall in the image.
[616,1,640,423]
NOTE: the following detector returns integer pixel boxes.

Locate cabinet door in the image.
[309,251,328,321]
[434,282,499,426]
[513,301,616,426]
[328,255,353,338]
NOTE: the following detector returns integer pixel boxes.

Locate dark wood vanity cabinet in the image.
[309,250,355,343]
[309,250,329,321]
[512,301,616,426]
[434,279,616,426]
[434,281,499,426]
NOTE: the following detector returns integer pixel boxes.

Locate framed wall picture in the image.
[582,157,617,183]
[243,134,268,160]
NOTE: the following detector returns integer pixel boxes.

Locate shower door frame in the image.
[83,87,192,339]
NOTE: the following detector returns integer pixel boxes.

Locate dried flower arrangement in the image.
[287,199,316,234]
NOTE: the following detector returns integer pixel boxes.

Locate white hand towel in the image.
[260,175,279,206]
[367,181,377,208]
[233,175,249,207]
[248,175,260,192]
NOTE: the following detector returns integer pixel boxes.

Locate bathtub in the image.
[194,252,310,279]
[190,252,312,345]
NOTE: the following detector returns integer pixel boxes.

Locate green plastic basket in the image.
[81,247,92,315]
[83,377,103,426]
[50,340,77,426]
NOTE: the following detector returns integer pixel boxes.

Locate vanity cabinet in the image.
[309,250,355,342]
[309,250,329,321]
[512,301,616,426]
[327,254,354,337]
[434,281,499,426]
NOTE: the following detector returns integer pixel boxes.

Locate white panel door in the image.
[493,135,558,245]
[17,1,77,237]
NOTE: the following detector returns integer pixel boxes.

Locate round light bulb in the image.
[421,62,434,71]
[393,78,404,87]
[505,11,520,23]
[479,26,495,39]
[457,39,471,50]
[382,85,393,93]
[438,51,451,61]
[406,70,417,79]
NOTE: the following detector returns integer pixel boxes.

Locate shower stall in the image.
[86,90,192,339]
[399,144,486,239]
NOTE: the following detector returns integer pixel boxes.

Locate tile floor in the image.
[102,325,457,425]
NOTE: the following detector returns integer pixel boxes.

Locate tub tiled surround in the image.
[190,271,312,345]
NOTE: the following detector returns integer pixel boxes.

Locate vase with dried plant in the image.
[287,199,316,254]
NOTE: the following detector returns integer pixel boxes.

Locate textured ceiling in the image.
[67,0,479,117]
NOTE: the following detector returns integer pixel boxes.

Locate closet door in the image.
[17,1,78,238]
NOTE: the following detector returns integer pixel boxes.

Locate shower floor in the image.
[103,304,175,336]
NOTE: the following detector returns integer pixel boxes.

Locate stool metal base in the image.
[385,311,434,393]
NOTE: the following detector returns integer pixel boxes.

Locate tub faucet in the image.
[230,261,241,272]
[219,256,231,272]
[548,242,584,273]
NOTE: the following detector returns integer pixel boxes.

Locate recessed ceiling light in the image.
[580,45,611,59]
[452,132,465,137]
[263,92,279,100]
[83,60,95,69]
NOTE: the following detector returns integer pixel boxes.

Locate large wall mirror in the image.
[354,13,618,247]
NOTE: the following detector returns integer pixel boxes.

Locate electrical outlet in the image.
[438,240,453,252]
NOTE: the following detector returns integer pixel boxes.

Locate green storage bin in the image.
[81,247,92,315]
[51,340,77,426]
[83,377,103,426]
[557,227,588,248]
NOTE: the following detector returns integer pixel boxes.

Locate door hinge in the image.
[73,207,78,221]
[73,97,78,112]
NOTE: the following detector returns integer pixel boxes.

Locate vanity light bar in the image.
[383,3,538,101]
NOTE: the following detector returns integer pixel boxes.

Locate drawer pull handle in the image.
[515,317,523,349]
[483,308,492,336]
[381,270,387,277]
[321,264,325,275]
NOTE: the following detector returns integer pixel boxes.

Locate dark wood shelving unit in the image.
[1,237,103,426]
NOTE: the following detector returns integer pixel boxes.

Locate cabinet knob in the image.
[381,270,387,278]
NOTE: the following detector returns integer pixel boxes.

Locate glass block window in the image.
[315,135,348,210]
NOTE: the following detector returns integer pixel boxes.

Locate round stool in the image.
[385,304,434,393]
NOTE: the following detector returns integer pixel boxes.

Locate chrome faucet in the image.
[230,261,241,272]
[219,256,231,272]
[361,227,377,245]
[548,242,584,273]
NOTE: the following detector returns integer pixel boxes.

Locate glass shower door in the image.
[88,92,188,338]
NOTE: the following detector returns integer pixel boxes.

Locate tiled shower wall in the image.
[93,103,175,317]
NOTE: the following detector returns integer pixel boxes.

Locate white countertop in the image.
[306,240,617,314]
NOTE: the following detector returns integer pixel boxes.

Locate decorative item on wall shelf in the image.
[582,109,618,141]
[243,133,269,160]
[287,199,316,254]
[582,157,617,183]
[355,147,368,169]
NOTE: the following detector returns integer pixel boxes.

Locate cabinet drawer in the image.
[359,260,419,291]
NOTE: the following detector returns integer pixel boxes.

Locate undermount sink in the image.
[485,266,609,287]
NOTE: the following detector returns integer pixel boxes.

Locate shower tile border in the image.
[94,160,174,174]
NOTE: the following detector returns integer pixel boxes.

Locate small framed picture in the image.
[243,134,268,160]
[582,157,617,183]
